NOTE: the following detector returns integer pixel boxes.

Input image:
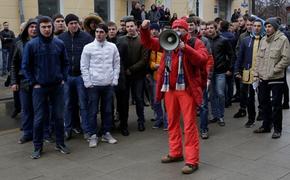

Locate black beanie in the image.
[65,14,79,25]
[265,17,279,31]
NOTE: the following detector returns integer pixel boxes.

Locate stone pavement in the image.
[1,80,290,179]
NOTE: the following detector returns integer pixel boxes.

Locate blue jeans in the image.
[210,73,226,119]
[32,84,65,149]
[200,89,209,131]
[64,76,89,134]
[20,84,33,138]
[152,79,167,127]
[87,86,114,136]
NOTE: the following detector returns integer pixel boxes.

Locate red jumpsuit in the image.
[140,27,208,165]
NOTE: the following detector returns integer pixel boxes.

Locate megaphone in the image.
[159,29,180,51]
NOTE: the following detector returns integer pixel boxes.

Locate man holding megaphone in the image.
[140,19,208,174]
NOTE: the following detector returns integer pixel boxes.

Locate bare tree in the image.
[254,0,287,23]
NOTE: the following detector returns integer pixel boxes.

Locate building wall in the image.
[0,0,20,34]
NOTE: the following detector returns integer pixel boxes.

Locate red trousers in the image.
[164,90,199,165]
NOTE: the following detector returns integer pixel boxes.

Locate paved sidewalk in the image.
[1,72,290,179]
[0,102,290,180]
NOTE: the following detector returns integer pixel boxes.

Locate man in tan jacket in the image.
[253,17,290,139]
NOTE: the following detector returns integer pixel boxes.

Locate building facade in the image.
[0,0,250,34]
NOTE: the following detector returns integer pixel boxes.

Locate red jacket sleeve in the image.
[206,54,214,79]
[140,27,161,51]
[183,38,208,66]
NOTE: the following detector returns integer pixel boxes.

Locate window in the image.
[94,0,110,22]
[38,0,60,17]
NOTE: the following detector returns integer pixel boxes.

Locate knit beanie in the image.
[172,19,189,31]
[65,14,79,25]
[265,17,279,31]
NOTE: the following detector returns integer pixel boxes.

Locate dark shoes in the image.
[72,128,82,134]
[282,103,289,109]
[161,155,184,163]
[182,164,199,174]
[31,148,42,159]
[233,109,246,118]
[200,129,209,139]
[44,136,55,143]
[272,132,281,139]
[217,118,226,127]
[120,128,130,136]
[138,123,145,132]
[55,144,71,154]
[64,131,72,141]
[209,117,219,124]
[18,136,32,144]
[244,120,255,128]
[253,127,271,133]
[11,110,20,118]
[256,112,263,121]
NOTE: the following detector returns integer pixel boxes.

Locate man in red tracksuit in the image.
[140,19,208,174]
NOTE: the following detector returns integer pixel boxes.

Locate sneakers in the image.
[44,136,55,143]
[120,128,130,136]
[72,128,82,134]
[253,127,271,133]
[200,129,209,139]
[18,136,32,144]
[244,120,255,128]
[217,118,225,127]
[31,148,42,159]
[181,164,199,174]
[89,134,98,148]
[101,132,117,144]
[55,144,71,154]
[272,132,281,139]
[64,131,72,141]
[138,123,145,131]
[161,155,184,163]
[152,122,162,129]
[83,133,90,141]
[256,112,263,121]
[233,109,246,118]
[209,117,219,124]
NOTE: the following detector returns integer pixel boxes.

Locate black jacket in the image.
[58,29,93,76]
[117,35,147,80]
[0,29,15,49]
[208,34,234,74]
[10,19,38,85]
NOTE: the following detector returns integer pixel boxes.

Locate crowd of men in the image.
[1,2,290,175]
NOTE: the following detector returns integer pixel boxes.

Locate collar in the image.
[94,39,107,47]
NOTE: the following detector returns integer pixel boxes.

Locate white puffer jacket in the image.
[81,39,120,87]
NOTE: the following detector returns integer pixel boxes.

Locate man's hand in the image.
[179,41,185,50]
[126,69,132,76]
[235,73,242,79]
[141,20,150,29]
[253,77,259,82]
[33,84,41,88]
[154,64,160,70]
[226,70,232,76]
[11,84,19,92]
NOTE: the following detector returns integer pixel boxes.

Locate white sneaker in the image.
[101,132,117,144]
[89,134,98,148]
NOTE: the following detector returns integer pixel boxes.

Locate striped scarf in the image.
[161,50,185,92]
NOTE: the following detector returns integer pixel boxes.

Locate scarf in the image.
[161,50,185,92]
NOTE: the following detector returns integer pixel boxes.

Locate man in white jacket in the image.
[81,23,120,148]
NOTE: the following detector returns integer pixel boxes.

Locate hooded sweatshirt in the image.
[22,16,69,86]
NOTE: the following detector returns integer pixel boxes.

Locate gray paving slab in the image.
[0,74,290,179]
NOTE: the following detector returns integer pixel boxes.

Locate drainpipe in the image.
[196,0,199,16]
[18,0,25,23]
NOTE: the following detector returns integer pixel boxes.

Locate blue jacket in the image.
[234,35,262,74]
[58,29,93,76]
[22,35,69,86]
